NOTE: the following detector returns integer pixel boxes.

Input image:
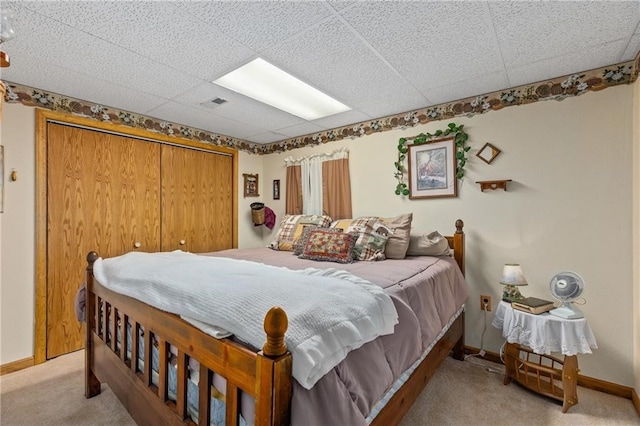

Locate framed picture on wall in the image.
[407,137,457,199]
[243,173,259,197]
[273,179,280,200]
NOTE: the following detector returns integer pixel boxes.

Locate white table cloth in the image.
[492,301,597,356]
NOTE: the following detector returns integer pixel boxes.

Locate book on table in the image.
[511,297,555,314]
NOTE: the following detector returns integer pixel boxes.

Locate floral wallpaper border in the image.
[3,54,638,155]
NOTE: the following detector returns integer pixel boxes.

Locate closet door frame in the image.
[34,109,238,364]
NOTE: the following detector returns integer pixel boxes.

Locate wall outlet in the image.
[480,295,492,311]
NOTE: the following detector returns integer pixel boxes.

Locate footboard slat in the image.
[143,330,152,386]
[131,321,140,374]
[176,350,188,420]
[158,338,168,402]
[225,382,240,425]
[103,302,109,348]
[121,314,129,364]
[111,307,118,353]
[198,367,212,426]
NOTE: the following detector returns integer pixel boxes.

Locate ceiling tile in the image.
[244,132,289,144]
[340,2,504,90]
[507,41,627,88]
[622,33,640,61]
[423,72,511,105]
[146,101,266,139]
[273,122,327,138]
[2,55,168,114]
[311,109,372,130]
[180,1,333,52]
[490,1,640,67]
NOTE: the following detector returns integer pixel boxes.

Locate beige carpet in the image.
[0,350,637,425]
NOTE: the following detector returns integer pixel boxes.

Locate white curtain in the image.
[285,148,348,216]
[301,156,323,215]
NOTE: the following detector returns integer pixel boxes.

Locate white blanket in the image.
[93,251,398,389]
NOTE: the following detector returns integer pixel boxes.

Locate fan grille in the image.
[549,272,584,302]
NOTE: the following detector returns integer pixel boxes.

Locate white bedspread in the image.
[93,251,398,389]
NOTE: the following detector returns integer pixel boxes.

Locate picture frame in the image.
[476,142,501,164]
[273,179,280,200]
[407,137,457,199]
[243,173,259,197]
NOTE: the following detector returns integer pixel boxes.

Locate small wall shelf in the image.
[476,179,512,192]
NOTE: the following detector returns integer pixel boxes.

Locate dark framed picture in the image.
[243,173,259,197]
[407,137,457,199]
[273,179,280,200]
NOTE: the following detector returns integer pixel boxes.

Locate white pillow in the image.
[406,230,450,256]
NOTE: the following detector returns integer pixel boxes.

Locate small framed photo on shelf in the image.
[407,137,457,200]
[243,173,259,197]
[273,179,280,200]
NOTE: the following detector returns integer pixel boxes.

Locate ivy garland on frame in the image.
[394,122,470,196]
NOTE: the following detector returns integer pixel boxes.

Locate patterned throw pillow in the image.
[298,229,358,264]
[267,214,333,251]
[330,217,392,261]
[293,226,343,256]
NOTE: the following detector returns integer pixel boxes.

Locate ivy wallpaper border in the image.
[3,54,638,156]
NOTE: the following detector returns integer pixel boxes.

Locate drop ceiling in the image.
[1,1,639,144]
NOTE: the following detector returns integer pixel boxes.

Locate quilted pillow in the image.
[406,230,451,256]
[267,214,332,251]
[293,226,343,256]
[330,217,392,261]
[298,229,358,264]
[380,213,413,259]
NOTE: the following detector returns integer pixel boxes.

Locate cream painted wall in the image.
[633,78,639,394]
[262,85,635,386]
[1,86,635,388]
[237,151,267,249]
[1,104,35,364]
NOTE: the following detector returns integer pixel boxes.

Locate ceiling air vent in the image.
[200,97,228,109]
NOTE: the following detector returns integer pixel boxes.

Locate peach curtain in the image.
[285,164,303,215]
[322,158,352,219]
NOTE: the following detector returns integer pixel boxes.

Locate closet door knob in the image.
[180,240,186,245]
[134,242,141,248]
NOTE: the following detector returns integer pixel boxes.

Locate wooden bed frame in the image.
[85,219,466,425]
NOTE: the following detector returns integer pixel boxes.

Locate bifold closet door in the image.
[46,123,161,359]
[160,145,234,253]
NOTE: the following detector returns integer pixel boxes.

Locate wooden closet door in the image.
[46,123,160,359]
[161,145,233,253]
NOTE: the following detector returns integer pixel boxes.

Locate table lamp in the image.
[500,263,528,302]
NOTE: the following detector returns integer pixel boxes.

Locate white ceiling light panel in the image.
[213,58,351,121]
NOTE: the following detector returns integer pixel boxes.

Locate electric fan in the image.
[548,271,585,319]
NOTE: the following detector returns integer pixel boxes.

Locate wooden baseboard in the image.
[632,389,640,417]
[1,356,35,375]
[464,345,502,364]
[464,346,635,401]
[577,373,633,399]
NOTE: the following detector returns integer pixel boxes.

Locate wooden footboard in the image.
[85,219,466,425]
[84,252,292,426]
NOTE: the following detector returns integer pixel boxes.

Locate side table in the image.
[492,301,597,412]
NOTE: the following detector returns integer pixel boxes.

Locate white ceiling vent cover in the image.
[201,97,228,109]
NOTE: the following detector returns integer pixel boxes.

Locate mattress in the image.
[205,248,469,425]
